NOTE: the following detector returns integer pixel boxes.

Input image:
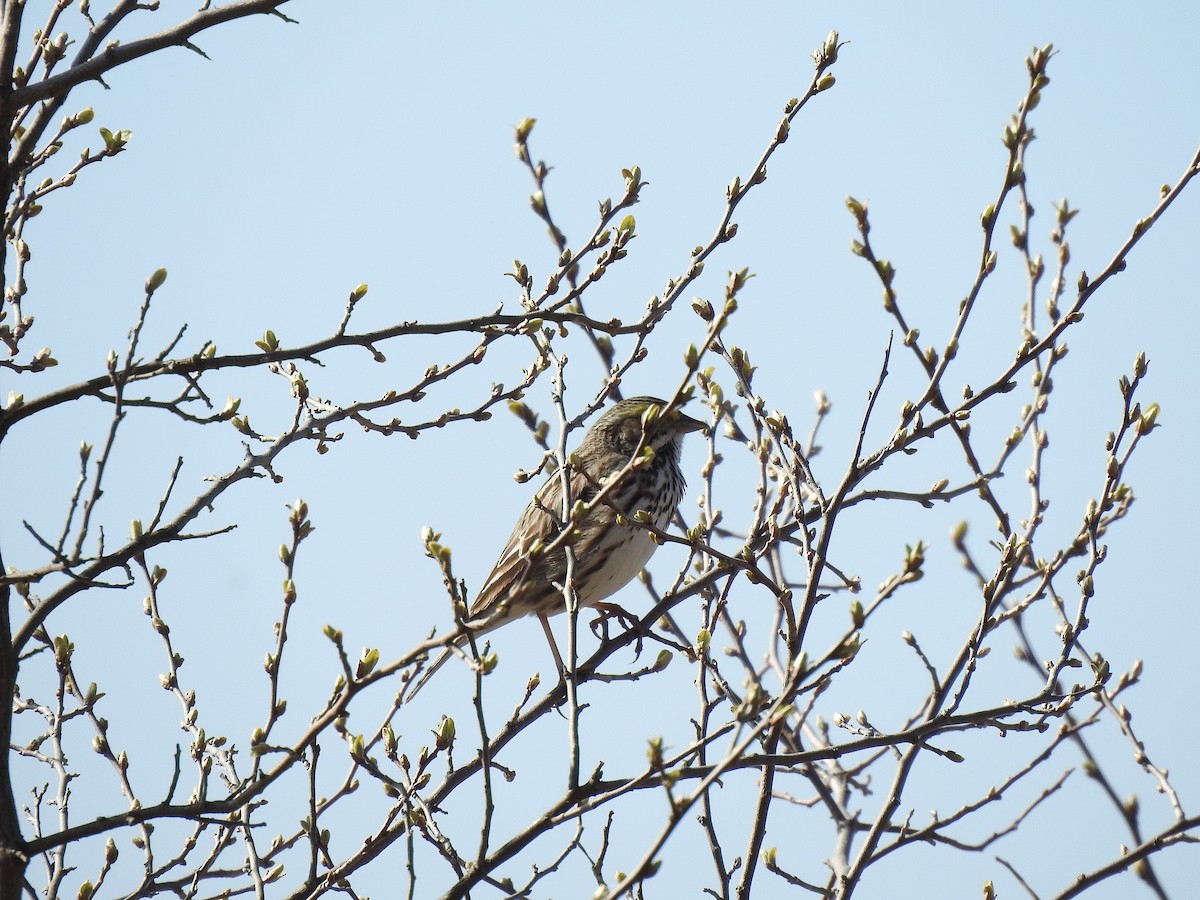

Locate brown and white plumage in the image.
[406,396,704,699]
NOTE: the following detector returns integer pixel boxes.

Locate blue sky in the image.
[5,2,1199,897]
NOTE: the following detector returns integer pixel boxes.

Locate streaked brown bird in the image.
[406,396,705,699]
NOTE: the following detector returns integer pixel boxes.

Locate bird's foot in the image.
[589,601,644,653]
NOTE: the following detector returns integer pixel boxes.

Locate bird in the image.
[405,396,706,700]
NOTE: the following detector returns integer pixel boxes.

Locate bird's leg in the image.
[538,613,566,680]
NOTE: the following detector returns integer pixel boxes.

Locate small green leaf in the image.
[356,647,380,679]
[434,715,455,750]
[255,329,279,353]
[514,117,536,142]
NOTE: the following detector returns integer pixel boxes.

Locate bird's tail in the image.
[402,644,456,702]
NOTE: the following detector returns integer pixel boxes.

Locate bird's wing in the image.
[469,466,594,626]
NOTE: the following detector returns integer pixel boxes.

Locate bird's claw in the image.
[589,602,645,655]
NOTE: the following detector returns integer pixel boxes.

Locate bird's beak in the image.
[671,409,708,436]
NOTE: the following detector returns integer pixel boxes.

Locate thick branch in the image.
[6,0,296,111]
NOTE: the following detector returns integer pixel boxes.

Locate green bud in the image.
[646,736,666,768]
[356,647,380,679]
[145,267,168,292]
[255,329,280,353]
[434,715,455,750]
[514,117,536,142]
[1137,402,1159,434]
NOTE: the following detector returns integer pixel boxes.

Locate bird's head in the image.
[581,396,707,464]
